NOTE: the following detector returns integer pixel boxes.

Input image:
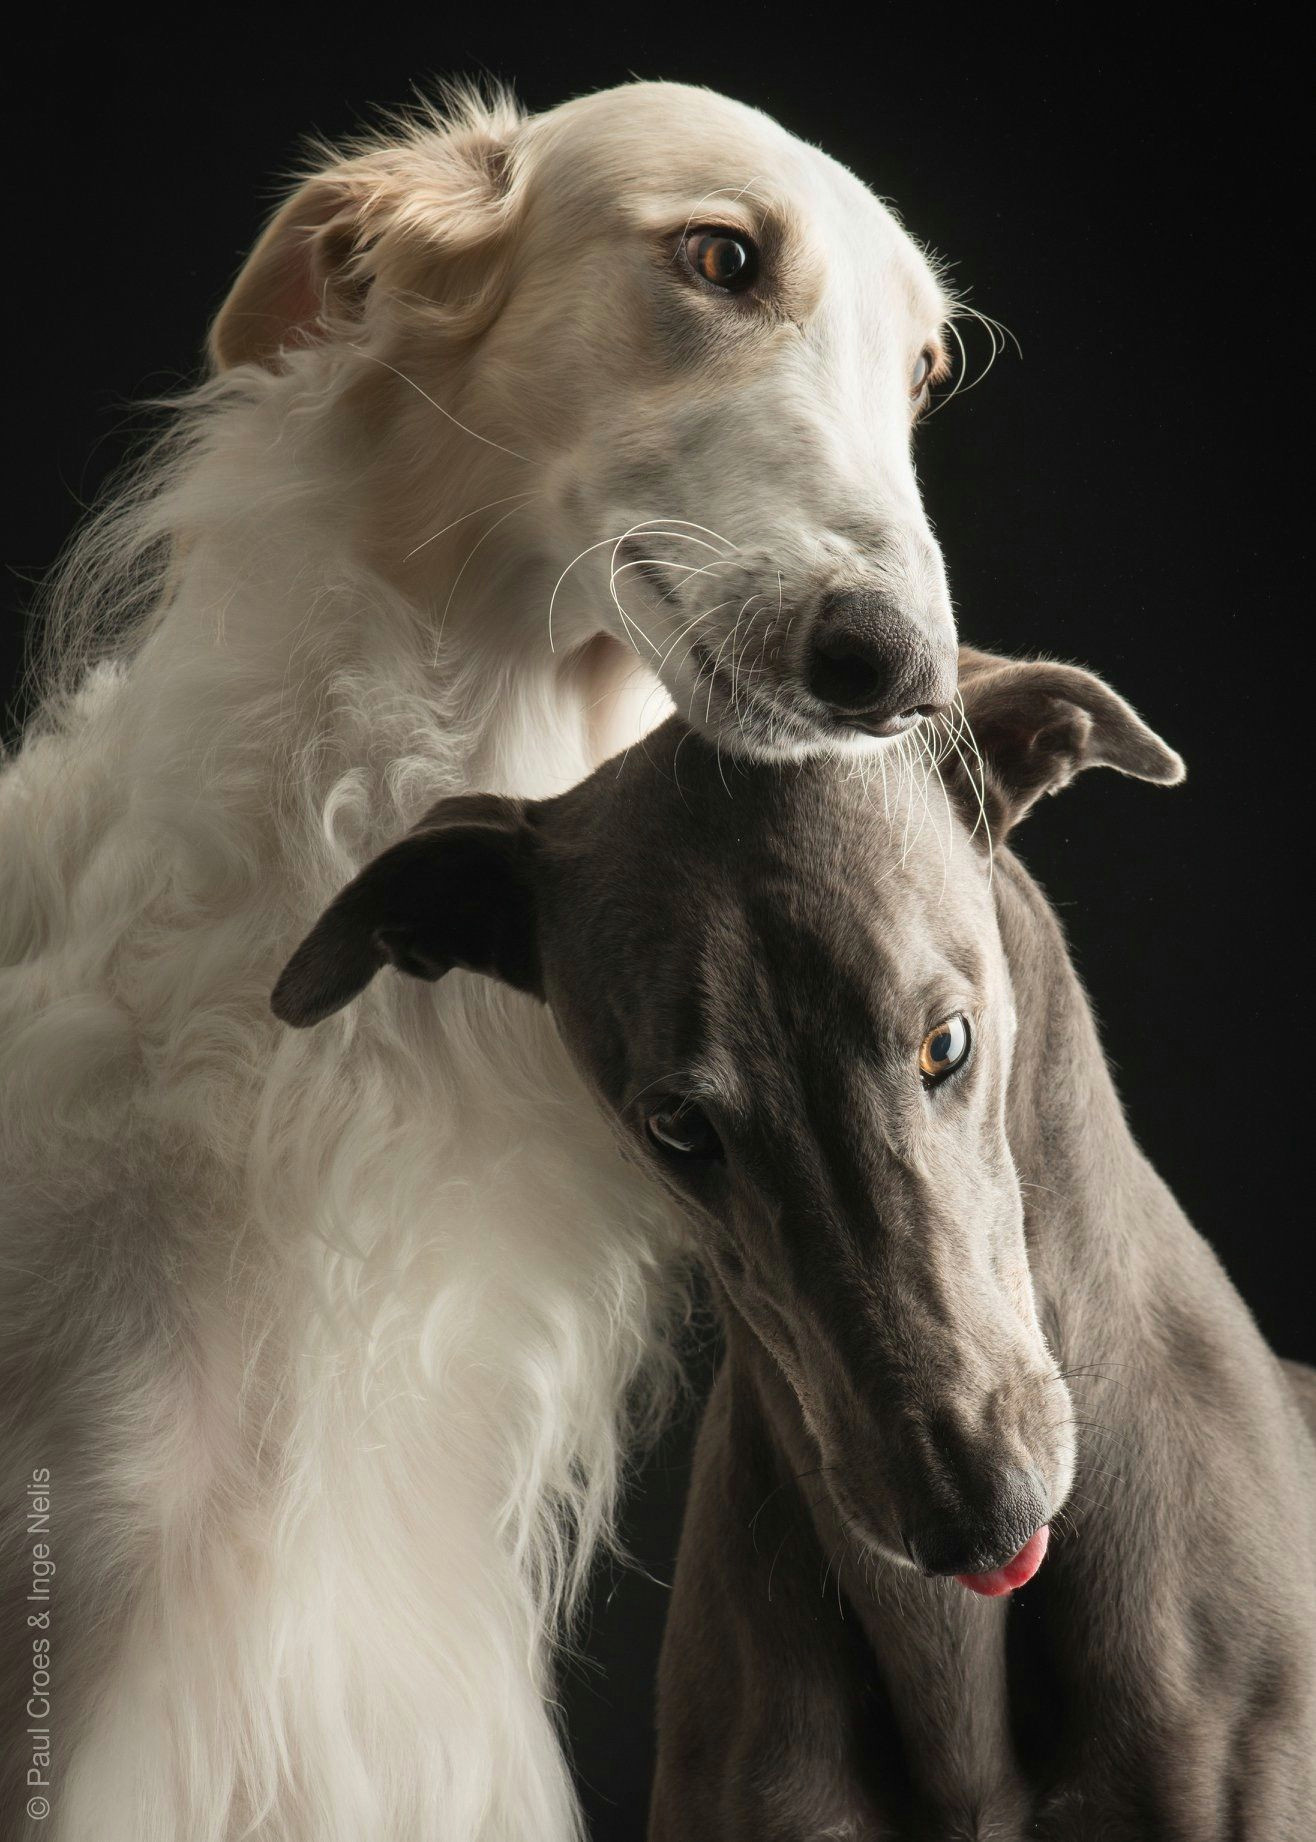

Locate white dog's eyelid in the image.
[914,342,949,384]
[909,341,951,419]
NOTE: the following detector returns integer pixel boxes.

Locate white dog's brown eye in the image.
[919,1014,971,1084]
[646,1102,723,1159]
[685,231,757,291]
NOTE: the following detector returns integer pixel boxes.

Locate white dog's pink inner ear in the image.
[207,171,369,372]
[208,108,521,375]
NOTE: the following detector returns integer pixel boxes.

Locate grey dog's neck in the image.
[989,850,1209,1363]
[992,852,1163,1303]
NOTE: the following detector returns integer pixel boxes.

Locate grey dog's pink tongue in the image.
[955,1524,1049,1597]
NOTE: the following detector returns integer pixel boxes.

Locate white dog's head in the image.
[211,81,958,757]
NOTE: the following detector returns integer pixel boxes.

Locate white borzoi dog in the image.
[1,81,962,1841]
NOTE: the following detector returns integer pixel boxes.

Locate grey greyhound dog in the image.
[273,649,1316,1840]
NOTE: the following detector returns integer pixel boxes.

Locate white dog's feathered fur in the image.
[1,81,956,1840]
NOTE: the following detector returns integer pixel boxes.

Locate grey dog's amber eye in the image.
[684,230,757,290]
[919,1015,971,1084]
[646,1102,723,1159]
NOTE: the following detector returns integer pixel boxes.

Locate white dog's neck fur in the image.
[3,355,683,1841]
[2,79,955,1842]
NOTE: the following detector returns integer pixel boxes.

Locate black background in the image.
[7,18,1302,1841]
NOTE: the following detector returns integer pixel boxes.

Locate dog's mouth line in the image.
[682,641,793,736]
[827,1491,1053,1597]
[955,1524,1050,1597]
[824,706,929,741]
[681,654,928,754]
[686,640,748,705]
[679,644,884,753]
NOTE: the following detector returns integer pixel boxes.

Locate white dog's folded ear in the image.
[209,88,523,372]
[271,795,541,1027]
[954,647,1185,839]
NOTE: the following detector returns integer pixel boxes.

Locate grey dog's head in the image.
[273,653,1182,1581]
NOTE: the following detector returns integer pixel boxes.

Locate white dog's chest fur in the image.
[0,480,682,1840]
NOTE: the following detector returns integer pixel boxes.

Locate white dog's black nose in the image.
[807,590,955,735]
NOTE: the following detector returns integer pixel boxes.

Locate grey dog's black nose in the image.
[903,1467,1049,1578]
[807,590,955,735]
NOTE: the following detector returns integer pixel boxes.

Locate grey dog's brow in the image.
[688,1053,754,1113]
[625,1049,753,1119]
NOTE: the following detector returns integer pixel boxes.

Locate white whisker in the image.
[438,498,535,642]
[404,491,537,562]
[350,347,539,464]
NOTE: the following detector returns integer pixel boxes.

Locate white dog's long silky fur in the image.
[1,81,955,1841]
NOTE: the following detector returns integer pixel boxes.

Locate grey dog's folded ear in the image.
[953,647,1185,839]
[271,795,541,1027]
